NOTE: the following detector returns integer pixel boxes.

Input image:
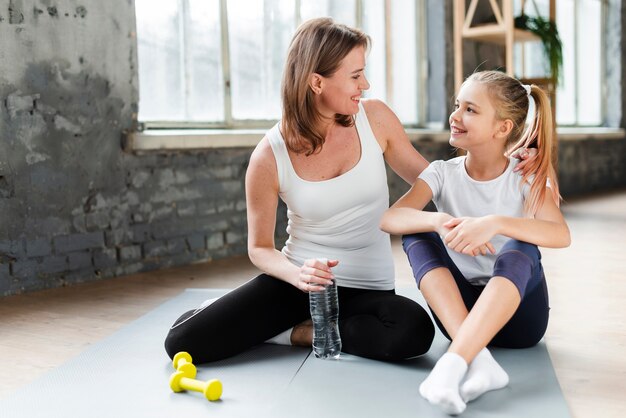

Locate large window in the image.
[513,0,605,126]
[135,0,426,128]
[555,0,604,126]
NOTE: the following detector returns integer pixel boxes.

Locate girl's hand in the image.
[511,147,538,174]
[296,258,338,293]
[443,217,498,256]
[434,213,455,237]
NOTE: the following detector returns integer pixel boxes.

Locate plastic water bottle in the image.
[309,279,341,359]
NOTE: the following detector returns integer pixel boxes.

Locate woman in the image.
[164,17,435,363]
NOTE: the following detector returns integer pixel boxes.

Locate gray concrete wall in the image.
[0,1,625,297]
[558,137,626,196]
[0,1,256,296]
[426,0,448,125]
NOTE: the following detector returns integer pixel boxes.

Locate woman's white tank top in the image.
[266,102,395,290]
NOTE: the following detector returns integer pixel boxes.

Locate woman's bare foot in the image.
[290,319,313,346]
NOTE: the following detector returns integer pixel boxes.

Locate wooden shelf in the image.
[462,25,540,45]
[454,0,556,92]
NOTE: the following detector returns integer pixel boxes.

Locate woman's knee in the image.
[163,308,225,363]
[164,327,187,360]
[406,307,436,357]
[341,297,435,361]
[164,309,201,359]
[384,301,435,360]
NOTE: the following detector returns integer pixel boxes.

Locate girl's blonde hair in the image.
[465,70,561,215]
[281,17,370,155]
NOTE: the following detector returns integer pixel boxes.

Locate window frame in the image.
[137,0,429,130]
[513,0,608,127]
[555,0,608,127]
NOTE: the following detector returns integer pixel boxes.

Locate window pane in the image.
[300,0,356,26]
[187,1,223,122]
[136,0,184,121]
[515,0,550,79]
[576,0,601,125]
[362,0,386,102]
[390,0,418,124]
[135,0,426,127]
[556,0,576,125]
[514,42,548,79]
[228,0,294,120]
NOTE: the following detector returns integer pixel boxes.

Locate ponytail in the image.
[507,85,561,215]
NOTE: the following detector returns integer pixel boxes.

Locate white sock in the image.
[195,297,218,312]
[419,352,468,415]
[460,348,509,403]
[265,327,293,345]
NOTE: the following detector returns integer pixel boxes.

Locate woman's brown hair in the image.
[465,71,561,216]
[281,17,370,155]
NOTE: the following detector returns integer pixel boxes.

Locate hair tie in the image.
[523,84,532,97]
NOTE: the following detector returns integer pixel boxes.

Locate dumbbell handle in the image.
[170,371,222,401]
[179,376,207,392]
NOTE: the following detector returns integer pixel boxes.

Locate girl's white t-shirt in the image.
[419,156,530,284]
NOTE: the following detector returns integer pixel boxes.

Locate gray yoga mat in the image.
[1,288,571,418]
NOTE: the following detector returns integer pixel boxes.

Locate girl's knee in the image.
[500,240,541,264]
[492,324,547,348]
[402,233,449,287]
[494,240,542,297]
[402,232,442,252]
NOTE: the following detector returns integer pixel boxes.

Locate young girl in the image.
[380,71,570,415]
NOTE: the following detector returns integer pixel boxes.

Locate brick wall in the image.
[1,130,625,297]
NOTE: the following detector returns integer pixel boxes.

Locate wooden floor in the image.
[1,189,625,417]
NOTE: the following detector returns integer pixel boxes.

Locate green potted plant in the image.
[514,0,563,84]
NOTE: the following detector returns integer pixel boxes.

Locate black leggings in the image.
[164,274,435,363]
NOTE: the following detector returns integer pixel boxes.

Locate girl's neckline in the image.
[461,156,513,184]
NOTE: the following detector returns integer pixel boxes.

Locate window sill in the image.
[125,127,624,152]
[555,127,624,141]
[125,128,453,152]
[126,129,264,151]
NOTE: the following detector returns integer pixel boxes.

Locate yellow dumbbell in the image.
[172,351,197,378]
[169,371,223,401]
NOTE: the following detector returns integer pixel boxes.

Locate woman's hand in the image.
[296,258,338,292]
[511,147,538,175]
[443,216,498,256]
